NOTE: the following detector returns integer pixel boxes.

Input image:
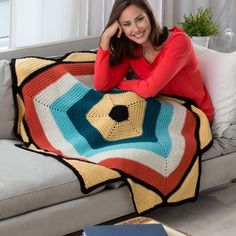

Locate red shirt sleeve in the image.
[117,34,191,98]
[94,47,130,92]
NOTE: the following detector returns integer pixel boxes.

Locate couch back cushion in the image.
[0,60,15,139]
[193,44,236,137]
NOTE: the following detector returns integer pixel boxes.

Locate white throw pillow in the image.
[193,44,236,137]
[0,60,15,139]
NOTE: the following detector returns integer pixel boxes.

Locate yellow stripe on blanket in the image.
[127,178,163,213]
[63,52,97,62]
[65,159,121,189]
[15,58,55,86]
[191,105,212,149]
[167,157,200,203]
[16,94,29,142]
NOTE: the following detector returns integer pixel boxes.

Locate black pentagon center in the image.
[109,105,129,122]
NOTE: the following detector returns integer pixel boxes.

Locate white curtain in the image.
[9,0,117,48]
[9,0,236,51]
[10,0,80,47]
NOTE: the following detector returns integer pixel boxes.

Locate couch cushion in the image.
[193,45,236,137]
[0,140,104,220]
[0,60,15,139]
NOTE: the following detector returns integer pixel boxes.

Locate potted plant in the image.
[179,7,219,47]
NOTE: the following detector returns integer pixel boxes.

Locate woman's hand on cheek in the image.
[103,20,123,39]
[100,21,122,50]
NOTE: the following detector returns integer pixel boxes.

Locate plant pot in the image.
[191,36,210,48]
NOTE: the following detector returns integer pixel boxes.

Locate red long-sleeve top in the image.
[94,27,214,121]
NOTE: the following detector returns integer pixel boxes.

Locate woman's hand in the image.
[103,21,123,38]
[100,21,122,50]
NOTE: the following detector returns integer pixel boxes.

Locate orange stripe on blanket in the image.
[62,63,94,75]
[99,158,167,194]
[22,66,69,153]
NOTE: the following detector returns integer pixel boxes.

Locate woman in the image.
[94,0,214,121]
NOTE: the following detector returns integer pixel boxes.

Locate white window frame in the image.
[0,0,10,50]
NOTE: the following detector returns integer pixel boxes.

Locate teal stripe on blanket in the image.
[50,82,93,154]
[155,101,173,157]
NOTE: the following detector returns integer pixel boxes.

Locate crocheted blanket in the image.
[11,52,213,214]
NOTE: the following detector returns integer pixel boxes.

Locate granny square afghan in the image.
[10,51,213,214]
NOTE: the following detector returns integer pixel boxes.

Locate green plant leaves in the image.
[179,7,219,37]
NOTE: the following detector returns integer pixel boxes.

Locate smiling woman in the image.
[94,0,214,122]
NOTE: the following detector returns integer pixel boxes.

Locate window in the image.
[0,0,10,50]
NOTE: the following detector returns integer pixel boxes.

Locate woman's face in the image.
[119,4,151,45]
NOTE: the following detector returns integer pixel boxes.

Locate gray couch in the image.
[0,38,236,236]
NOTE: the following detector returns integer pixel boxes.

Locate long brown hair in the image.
[104,0,168,66]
